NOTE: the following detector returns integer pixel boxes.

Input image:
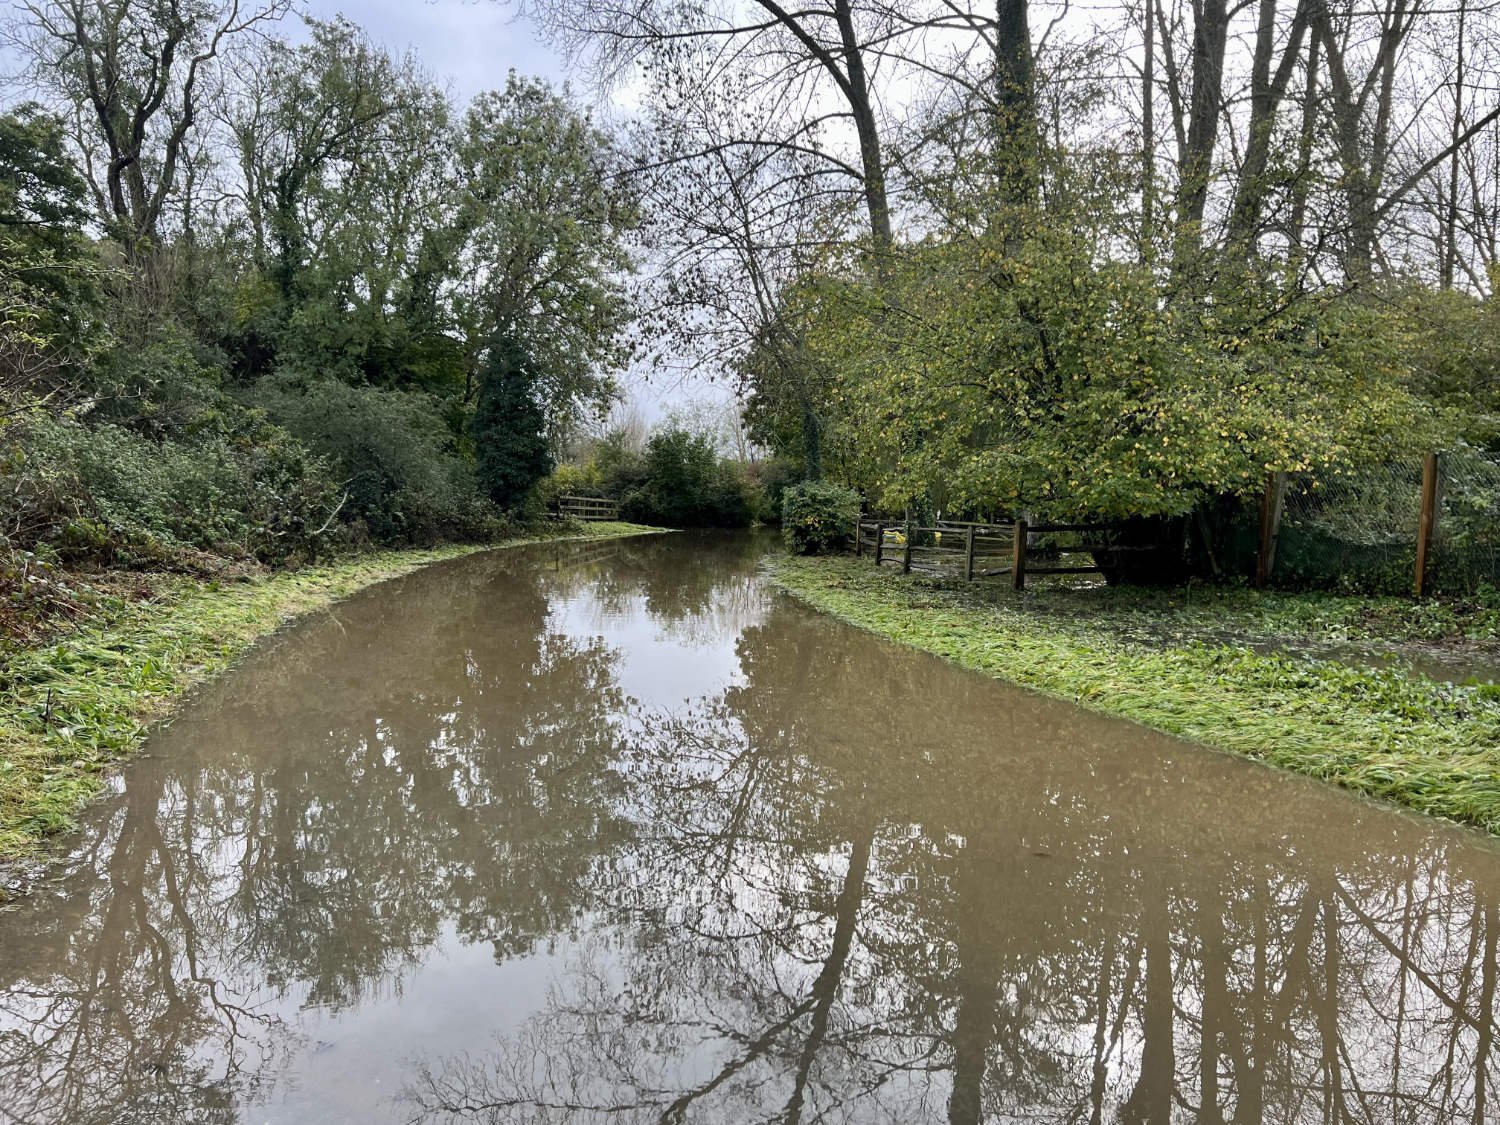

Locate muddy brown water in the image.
[4,531,1500,1124]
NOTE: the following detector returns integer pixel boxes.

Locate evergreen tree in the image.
[472,334,553,512]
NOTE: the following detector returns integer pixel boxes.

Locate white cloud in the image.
[302,0,564,99]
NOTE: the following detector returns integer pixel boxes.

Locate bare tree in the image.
[9,0,292,257]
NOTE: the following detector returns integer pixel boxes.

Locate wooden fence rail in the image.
[557,495,621,521]
[853,518,1125,589]
[858,451,1451,596]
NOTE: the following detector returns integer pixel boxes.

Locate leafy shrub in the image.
[595,432,650,502]
[252,372,501,544]
[544,425,767,527]
[538,461,605,507]
[0,409,337,564]
[619,427,754,528]
[781,481,860,554]
[748,457,800,524]
[86,330,228,439]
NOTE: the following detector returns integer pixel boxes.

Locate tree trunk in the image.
[832,0,894,250]
[1227,0,1310,252]
[993,0,1037,211]
[1174,0,1230,262]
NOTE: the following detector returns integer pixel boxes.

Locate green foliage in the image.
[237,17,461,391]
[781,480,860,554]
[453,74,637,431]
[0,19,641,582]
[747,456,801,524]
[86,329,232,437]
[544,424,760,528]
[538,461,605,507]
[1,409,335,564]
[472,337,554,514]
[619,427,754,528]
[592,428,651,497]
[738,323,831,481]
[0,105,105,384]
[1394,284,1500,451]
[789,227,1437,523]
[252,372,497,544]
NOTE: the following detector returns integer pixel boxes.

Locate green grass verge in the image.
[770,555,1500,835]
[0,521,662,872]
[985,578,1500,651]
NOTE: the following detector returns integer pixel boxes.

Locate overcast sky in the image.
[300,1,567,100]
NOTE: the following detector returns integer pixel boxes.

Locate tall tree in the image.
[451,74,637,429]
[472,335,554,513]
[0,104,101,395]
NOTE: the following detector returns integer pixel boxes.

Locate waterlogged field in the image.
[3,532,1500,1123]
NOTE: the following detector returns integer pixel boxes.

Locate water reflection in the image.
[2,532,1499,1123]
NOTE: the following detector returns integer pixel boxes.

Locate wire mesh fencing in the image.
[1262,446,1500,595]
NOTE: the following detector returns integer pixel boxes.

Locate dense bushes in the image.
[781,481,860,554]
[543,424,765,528]
[0,357,514,575]
[621,428,753,527]
[252,373,501,545]
[2,404,335,566]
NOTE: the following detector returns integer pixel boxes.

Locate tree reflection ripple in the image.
[2,532,1499,1124]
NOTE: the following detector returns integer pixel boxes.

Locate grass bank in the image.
[0,521,661,880]
[980,579,1500,676]
[770,555,1500,835]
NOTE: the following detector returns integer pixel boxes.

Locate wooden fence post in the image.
[854,517,863,558]
[1012,519,1028,590]
[1416,451,1440,598]
[902,521,913,574]
[874,523,885,566]
[964,525,976,582]
[1255,471,1288,587]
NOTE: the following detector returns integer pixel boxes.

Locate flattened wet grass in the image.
[770,555,1500,835]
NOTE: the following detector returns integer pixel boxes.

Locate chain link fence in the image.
[1235,446,1500,595]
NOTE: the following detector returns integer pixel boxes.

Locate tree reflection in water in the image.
[1,533,1499,1124]
[410,604,1500,1124]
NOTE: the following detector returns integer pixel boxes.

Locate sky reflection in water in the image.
[2,531,1500,1124]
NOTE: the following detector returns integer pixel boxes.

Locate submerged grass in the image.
[770,555,1500,835]
[0,521,661,875]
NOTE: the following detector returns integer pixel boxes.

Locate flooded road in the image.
[4,531,1500,1123]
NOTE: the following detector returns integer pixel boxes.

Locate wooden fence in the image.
[556,495,621,521]
[853,518,1127,589]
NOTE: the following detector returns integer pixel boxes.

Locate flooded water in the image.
[5,532,1500,1124]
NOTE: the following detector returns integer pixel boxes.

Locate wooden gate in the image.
[557,495,621,521]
